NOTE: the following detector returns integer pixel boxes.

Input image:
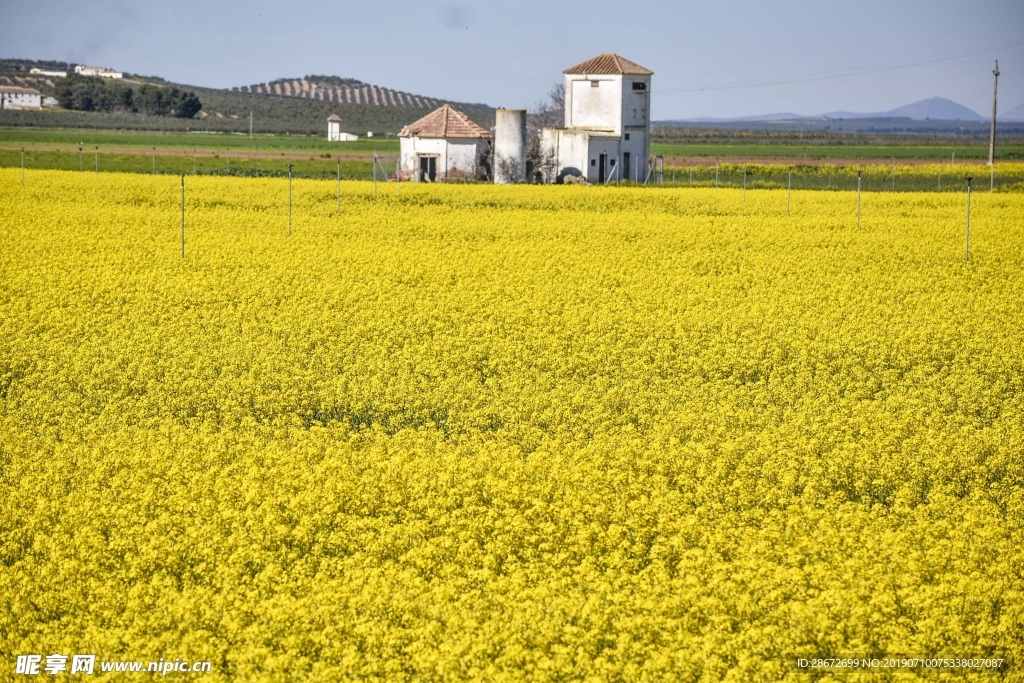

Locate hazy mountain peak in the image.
[882,97,984,121]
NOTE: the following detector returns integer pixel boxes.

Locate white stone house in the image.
[541,53,653,184]
[74,65,123,79]
[327,114,358,141]
[398,104,491,182]
[0,87,43,109]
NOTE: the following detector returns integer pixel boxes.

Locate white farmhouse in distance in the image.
[0,87,43,109]
[398,104,491,181]
[327,114,358,141]
[541,53,653,183]
[74,65,123,79]
[30,68,67,77]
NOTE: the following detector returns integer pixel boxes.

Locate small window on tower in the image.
[591,80,600,88]
[625,133,630,141]
[632,82,647,91]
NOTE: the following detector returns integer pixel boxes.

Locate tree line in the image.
[54,74,202,118]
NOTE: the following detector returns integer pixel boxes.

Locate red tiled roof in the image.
[0,86,42,94]
[398,104,491,139]
[564,53,653,76]
[327,113,341,122]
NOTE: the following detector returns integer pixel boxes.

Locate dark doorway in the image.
[598,153,607,184]
[623,152,631,181]
[419,156,437,182]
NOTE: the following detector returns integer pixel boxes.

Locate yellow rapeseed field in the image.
[2,170,1022,681]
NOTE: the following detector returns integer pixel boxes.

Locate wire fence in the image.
[4,148,1024,192]
[660,162,1023,193]
[0,147,388,180]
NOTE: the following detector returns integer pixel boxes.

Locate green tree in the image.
[54,74,103,111]
[138,85,166,116]
[169,89,202,118]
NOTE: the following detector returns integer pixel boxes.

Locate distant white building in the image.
[398,104,491,181]
[74,65,123,79]
[327,114,358,141]
[0,87,43,109]
[541,53,653,183]
[30,68,67,77]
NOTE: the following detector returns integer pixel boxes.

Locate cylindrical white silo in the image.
[494,109,526,184]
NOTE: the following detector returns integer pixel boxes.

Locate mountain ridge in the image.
[1002,102,1024,122]
[0,58,495,135]
[229,76,470,111]
[820,97,984,121]
[676,97,987,124]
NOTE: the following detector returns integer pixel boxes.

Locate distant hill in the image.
[820,97,984,122]
[0,58,495,135]
[671,97,985,126]
[231,75,476,112]
[1002,102,1024,123]
[656,97,1024,136]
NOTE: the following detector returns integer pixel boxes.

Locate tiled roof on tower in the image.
[563,53,653,76]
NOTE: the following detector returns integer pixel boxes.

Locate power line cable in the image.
[657,39,1024,95]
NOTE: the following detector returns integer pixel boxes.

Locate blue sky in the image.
[2,0,1022,119]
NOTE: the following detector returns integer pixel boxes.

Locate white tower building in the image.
[541,53,653,183]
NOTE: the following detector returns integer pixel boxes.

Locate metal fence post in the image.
[787,167,792,214]
[857,171,862,228]
[179,175,186,259]
[965,176,973,262]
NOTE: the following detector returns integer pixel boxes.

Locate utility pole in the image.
[988,60,999,166]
